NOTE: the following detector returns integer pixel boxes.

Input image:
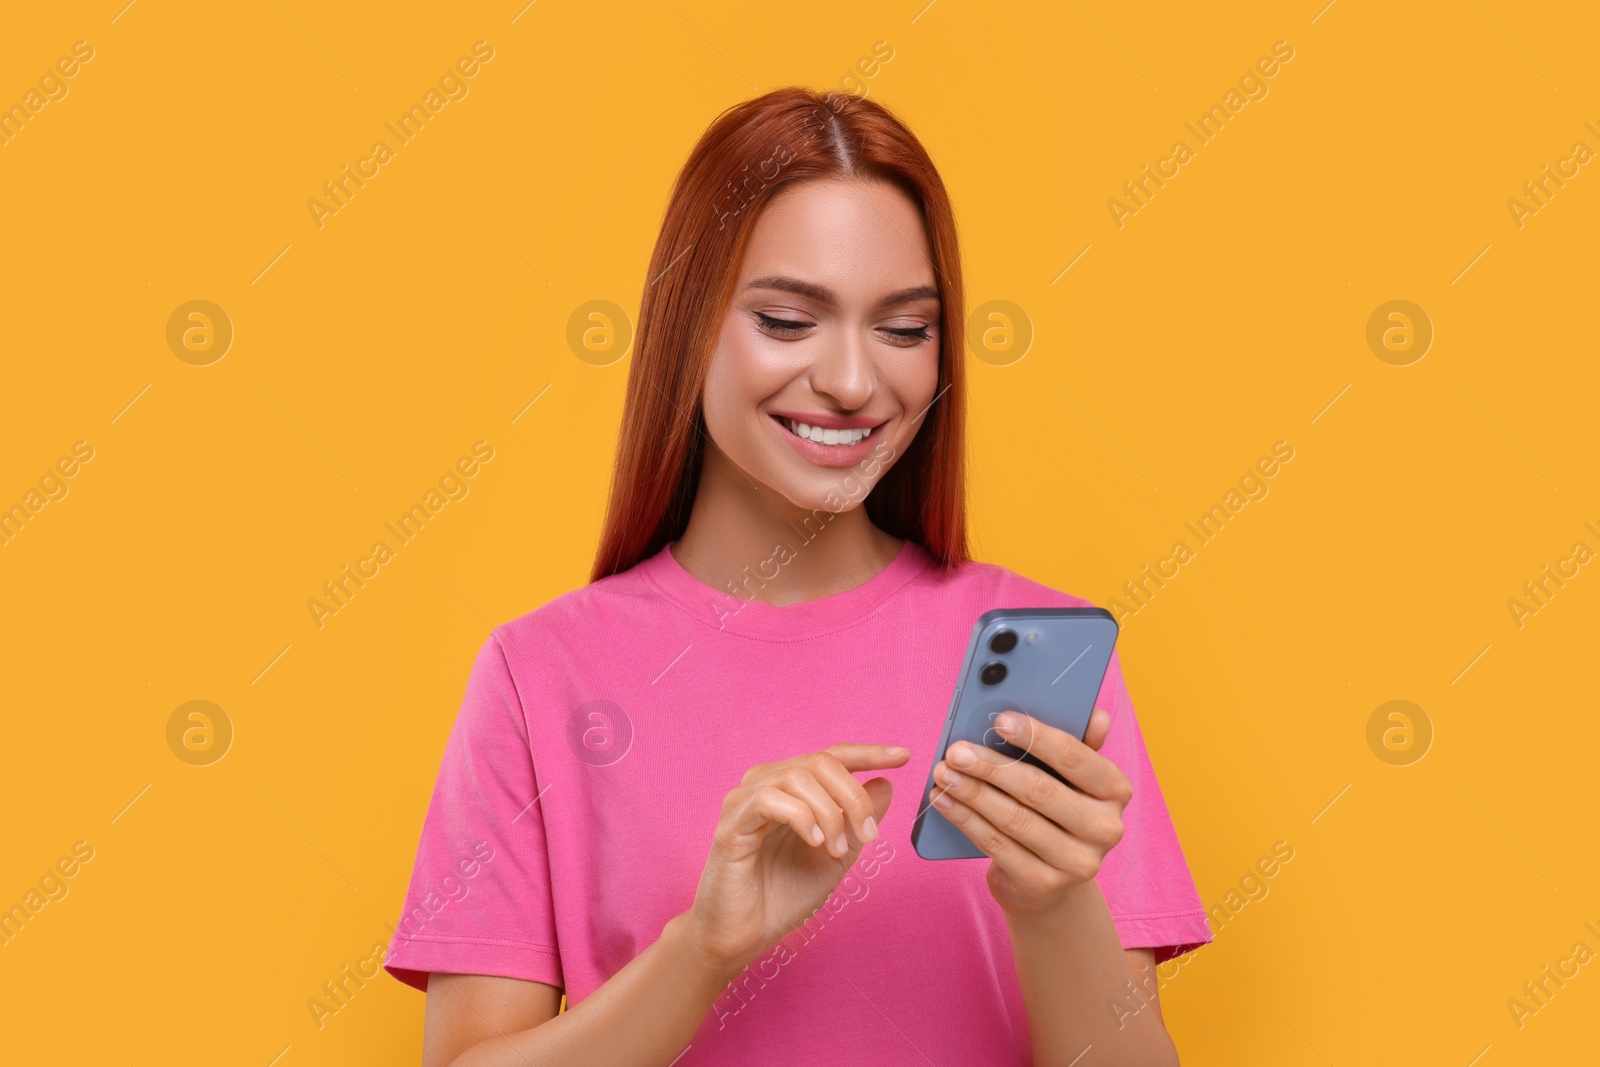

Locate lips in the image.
[768,414,888,469]
[781,417,874,446]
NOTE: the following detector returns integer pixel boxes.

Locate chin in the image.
[769,466,879,517]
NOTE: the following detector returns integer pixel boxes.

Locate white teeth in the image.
[784,418,872,446]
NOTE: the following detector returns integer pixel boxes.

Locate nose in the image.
[808,324,875,411]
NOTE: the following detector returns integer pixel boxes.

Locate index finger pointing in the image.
[822,743,912,771]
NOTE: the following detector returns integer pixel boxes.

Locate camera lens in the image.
[989,629,1018,654]
[979,661,1007,686]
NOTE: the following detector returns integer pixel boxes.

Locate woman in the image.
[384,86,1211,1066]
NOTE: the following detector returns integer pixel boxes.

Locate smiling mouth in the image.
[777,417,881,446]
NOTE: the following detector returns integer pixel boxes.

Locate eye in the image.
[881,324,934,346]
[755,311,813,337]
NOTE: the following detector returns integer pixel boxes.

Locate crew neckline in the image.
[640,537,936,640]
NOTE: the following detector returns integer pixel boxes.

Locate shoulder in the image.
[917,553,1101,612]
[493,562,659,647]
[479,560,669,691]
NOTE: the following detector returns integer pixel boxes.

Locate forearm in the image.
[1007,882,1177,1067]
[451,912,743,1067]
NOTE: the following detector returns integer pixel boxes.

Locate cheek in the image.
[700,323,780,453]
[886,350,940,436]
[700,359,745,451]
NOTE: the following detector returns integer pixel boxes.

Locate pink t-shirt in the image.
[385,539,1212,1064]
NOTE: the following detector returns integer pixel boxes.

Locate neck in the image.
[671,447,904,606]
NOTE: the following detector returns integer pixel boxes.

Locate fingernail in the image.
[888,746,909,758]
[937,765,963,788]
[994,713,1015,734]
[862,816,878,842]
[834,834,848,855]
[810,825,824,845]
[932,789,954,810]
[949,744,976,768]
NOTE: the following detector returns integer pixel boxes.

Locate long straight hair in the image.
[590,86,968,582]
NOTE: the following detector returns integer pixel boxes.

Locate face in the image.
[700,178,942,514]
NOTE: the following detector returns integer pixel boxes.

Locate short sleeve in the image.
[383,632,563,992]
[1092,647,1213,965]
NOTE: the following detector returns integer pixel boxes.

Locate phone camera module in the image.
[979,661,1007,686]
[989,629,1018,654]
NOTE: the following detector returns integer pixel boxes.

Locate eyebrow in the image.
[744,276,940,309]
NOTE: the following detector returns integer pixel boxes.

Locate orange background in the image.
[2,1,1597,1063]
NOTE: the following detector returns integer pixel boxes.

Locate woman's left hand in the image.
[929,708,1131,919]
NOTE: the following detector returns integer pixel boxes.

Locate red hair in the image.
[590,87,968,582]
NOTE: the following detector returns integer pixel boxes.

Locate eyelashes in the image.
[754,311,933,345]
[754,312,810,336]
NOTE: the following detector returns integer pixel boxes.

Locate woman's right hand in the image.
[683,743,910,972]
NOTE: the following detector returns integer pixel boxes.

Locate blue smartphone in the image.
[911,607,1119,861]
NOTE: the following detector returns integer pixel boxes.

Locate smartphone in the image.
[911,607,1119,861]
